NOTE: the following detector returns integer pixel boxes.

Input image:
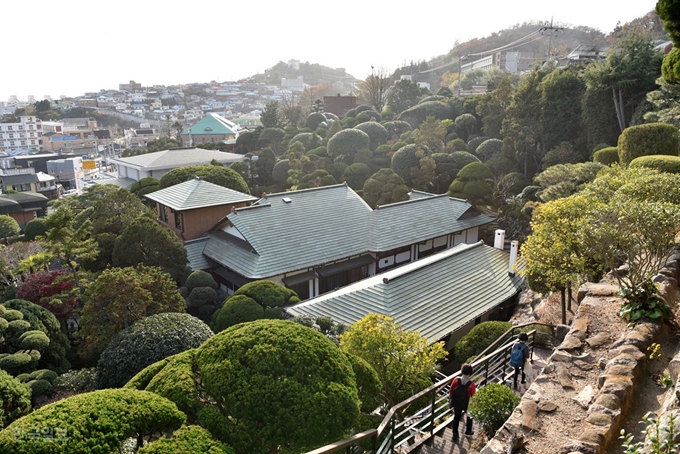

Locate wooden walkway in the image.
[420,346,553,454]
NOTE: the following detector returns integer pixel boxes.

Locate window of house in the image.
[7,126,12,130]
[15,184,31,192]
[18,125,23,130]
[8,134,13,139]
[174,212,183,231]
[159,205,168,222]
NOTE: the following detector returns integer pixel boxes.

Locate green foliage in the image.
[454,113,478,142]
[391,144,424,185]
[22,220,47,241]
[542,142,583,169]
[397,100,457,128]
[260,101,282,128]
[340,314,447,408]
[0,216,20,240]
[272,159,290,184]
[476,138,504,161]
[159,165,250,194]
[0,369,30,428]
[211,295,263,332]
[341,163,371,190]
[289,132,321,151]
[52,368,97,395]
[354,121,388,151]
[97,313,213,389]
[133,320,362,453]
[630,155,680,174]
[129,177,161,200]
[139,425,234,454]
[382,121,412,141]
[185,270,218,292]
[0,389,186,453]
[327,129,370,162]
[112,216,190,283]
[447,138,468,152]
[620,411,678,454]
[468,383,521,436]
[662,47,680,84]
[618,123,680,166]
[344,352,382,413]
[386,79,428,115]
[187,287,217,309]
[454,321,512,363]
[391,141,407,152]
[79,265,185,361]
[618,280,672,324]
[593,146,620,165]
[533,162,604,202]
[362,168,410,208]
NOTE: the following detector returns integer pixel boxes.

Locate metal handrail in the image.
[306,322,556,454]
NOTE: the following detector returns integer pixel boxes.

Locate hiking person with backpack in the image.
[510,332,531,390]
[448,363,476,442]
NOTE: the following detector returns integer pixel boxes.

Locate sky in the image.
[2,0,659,103]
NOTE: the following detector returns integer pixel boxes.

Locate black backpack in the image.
[449,378,472,410]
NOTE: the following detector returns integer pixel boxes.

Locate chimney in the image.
[494,229,506,250]
[508,241,519,276]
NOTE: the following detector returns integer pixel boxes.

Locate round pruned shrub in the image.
[211,295,266,333]
[188,287,217,309]
[629,155,680,174]
[593,146,620,165]
[0,216,19,240]
[662,46,680,84]
[0,388,186,454]
[391,144,423,185]
[185,270,218,292]
[304,112,327,131]
[467,136,489,154]
[391,141,407,152]
[354,121,388,151]
[476,138,504,161]
[22,219,48,241]
[618,123,680,166]
[271,159,290,184]
[53,369,97,395]
[138,425,234,454]
[0,369,31,428]
[446,138,468,152]
[382,121,412,141]
[468,383,521,436]
[454,321,512,363]
[289,132,321,152]
[96,313,213,389]
[327,129,370,161]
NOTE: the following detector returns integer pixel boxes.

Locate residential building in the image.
[119,80,142,91]
[14,153,65,174]
[145,177,257,242]
[281,76,305,91]
[41,133,97,153]
[61,118,97,139]
[180,113,240,147]
[0,192,49,227]
[0,168,59,199]
[46,157,84,190]
[286,240,524,350]
[125,126,158,148]
[0,116,42,154]
[202,185,493,298]
[557,45,610,67]
[109,147,245,182]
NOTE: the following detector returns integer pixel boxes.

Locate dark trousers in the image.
[513,365,526,388]
[451,407,473,438]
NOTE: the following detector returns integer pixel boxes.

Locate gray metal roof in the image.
[185,237,214,270]
[285,242,524,343]
[145,177,256,211]
[408,190,437,200]
[93,176,136,190]
[203,184,493,279]
[110,148,244,170]
[1,174,38,185]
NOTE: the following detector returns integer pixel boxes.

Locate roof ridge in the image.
[384,241,483,283]
[376,193,449,209]
[264,183,349,198]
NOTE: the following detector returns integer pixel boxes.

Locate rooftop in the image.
[145,177,256,211]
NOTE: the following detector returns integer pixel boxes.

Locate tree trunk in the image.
[567,285,572,312]
[613,88,626,132]
[560,287,567,325]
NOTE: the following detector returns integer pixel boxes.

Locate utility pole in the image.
[540,17,562,62]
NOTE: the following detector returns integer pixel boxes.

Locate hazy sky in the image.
[2,0,659,102]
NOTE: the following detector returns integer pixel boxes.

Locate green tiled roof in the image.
[285,242,525,343]
[145,177,256,211]
[185,237,214,270]
[202,184,493,279]
[181,113,238,136]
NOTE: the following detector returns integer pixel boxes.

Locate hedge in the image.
[454,321,512,362]
[185,270,218,292]
[354,121,388,151]
[0,370,31,428]
[138,425,234,454]
[629,154,680,174]
[593,146,620,165]
[618,123,680,166]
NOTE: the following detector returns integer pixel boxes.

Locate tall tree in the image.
[386,79,427,115]
[260,100,282,128]
[359,67,391,112]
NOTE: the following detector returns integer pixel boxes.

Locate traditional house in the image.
[202,184,493,298]
[144,177,257,243]
[0,192,49,227]
[180,113,241,147]
[285,240,524,351]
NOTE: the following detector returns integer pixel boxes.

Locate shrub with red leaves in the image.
[16,270,77,321]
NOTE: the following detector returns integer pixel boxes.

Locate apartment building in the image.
[0,116,42,154]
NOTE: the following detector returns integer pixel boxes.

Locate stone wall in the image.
[481,253,680,454]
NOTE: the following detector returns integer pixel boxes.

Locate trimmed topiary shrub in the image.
[139,425,234,454]
[618,123,680,166]
[22,219,48,241]
[159,165,250,194]
[468,383,521,436]
[629,155,680,174]
[97,313,213,389]
[341,163,371,190]
[0,216,20,240]
[662,46,680,84]
[391,144,423,185]
[476,138,504,161]
[0,369,31,428]
[354,121,388,151]
[382,121,412,141]
[327,129,370,162]
[289,132,321,151]
[467,136,489,154]
[187,287,217,309]
[391,141,407,152]
[185,270,218,292]
[454,321,512,363]
[0,388,186,453]
[272,159,290,184]
[53,368,97,395]
[593,146,620,165]
[304,112,327,131]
